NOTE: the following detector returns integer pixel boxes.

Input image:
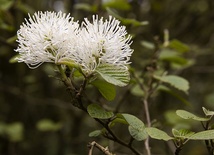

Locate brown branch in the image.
[88,141,115,155]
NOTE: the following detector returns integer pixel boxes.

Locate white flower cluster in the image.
[16,11,133,75]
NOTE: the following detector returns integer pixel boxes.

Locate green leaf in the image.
[146,127,173,141]
[0,0,14,11]
[131,84,144,97]
[141,41,155,50]
[158,85,190,105]
[176,110,210,121]
[74,3,97,12]
[103,0,131,11]
[120,114,148,141]
[96,64,130,87]
[16,2,34,14]
[36,119,62,132]
[189,130,214,140]
[111,117,128,125]
[6,123,24,142]
[128,126,148,141]
[91,79,116,101]
[169,39,190,53]
[172,129,195,139]
[87,104,114,119]
[89,130,102,137]
[159,49,188,65]
[57,58,78,68]
[6,35,17,43]
[106,8,148,27]
[9,54,19,63]
[154,75,189,93]
[121,18,149,27]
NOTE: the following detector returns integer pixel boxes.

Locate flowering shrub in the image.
[14,11,214,155]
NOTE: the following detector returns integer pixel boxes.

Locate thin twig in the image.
[88,141,115,155]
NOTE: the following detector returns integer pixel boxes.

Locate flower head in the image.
[69,15,133,74]
[15,11,79,69]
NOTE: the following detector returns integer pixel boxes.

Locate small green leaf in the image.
[172,129,195,139]
[120,114,148,141]
[74,3,97,12]
[141,41,155,50]
[0,122,24,142]
[5,122,24,142]
[103,0,131,11]
[89,130,102,137]
[106,8,148,27]
[91,79,116,101]
[16,2,35,14]
[146,127,173,141]
[111,117,128,125]
[9,54,19,63]
[87,104,114,119]
[158,85,190,105]
[154,75,189,93]
[176,110,210,121]
[96,64,130,87]
[57,58,78,68]
[202,107,214,116]
[121,18,149,27]
[131,84,144,97]
[6,35,17,43]
[159,49,188,65]
[36,119,62,132]
[169,39,190,53]
[0,0,14,10]
[189,130,214,140]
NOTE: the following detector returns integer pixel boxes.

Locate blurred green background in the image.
[1,0,214,155]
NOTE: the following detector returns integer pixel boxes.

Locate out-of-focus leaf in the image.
[74,3,97,12]
[87,104,114,119]
[0,22,14,31]
[0,0,14,11]
[146,127,173,141]
[131,84,144,97]
[15,2,34,14]
[5,122,24,142]
[121,18,149,27]
[106,8,148,27]
[169,39,190,53]
[89,130,102,137]
[176,110,210,121]
[154,75,189,93]
[160,49,188,65]
[6,35,17,43]
[91,79,116,101]
[158,85,190,105]
[103,0,131,11]
[36,119,62,132]
[141,41,155,50]
[9,54,19,63]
